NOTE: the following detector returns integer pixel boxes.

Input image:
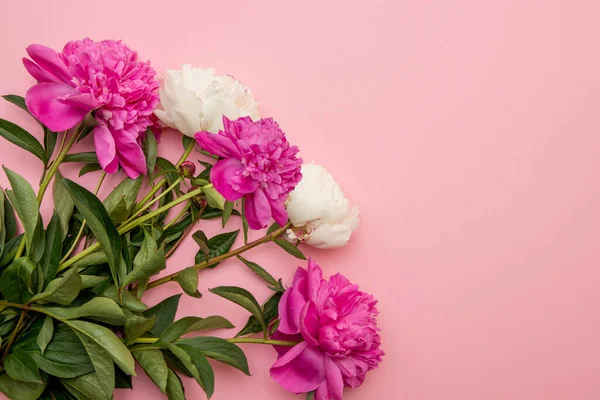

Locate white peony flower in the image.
[154,65,260,137]
[286,163,360,249]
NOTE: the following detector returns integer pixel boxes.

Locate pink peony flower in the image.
[270,259,384,400]
[195,116,302,229]
[23,38,160,178]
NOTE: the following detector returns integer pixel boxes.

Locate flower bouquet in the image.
[0,39,383,400]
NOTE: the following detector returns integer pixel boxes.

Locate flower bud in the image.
[179,161,196,177]
[202,184,226,210]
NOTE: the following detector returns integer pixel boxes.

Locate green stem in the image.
[15,129,80,260]
[131,337,297,347]
[0,310,28,361]
[122,176,183,227]
[164,201,192,230]
[133,140,196,214]
[144,222,292,291]
[57,187,204,272]
[60,172,107,263]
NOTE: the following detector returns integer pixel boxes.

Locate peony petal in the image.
[25,82,87,131]
[93,124,118,174]
[315,358,344,400]
[59,92,100,111]
[268,197,289,227]
[270,342,326,394]
[113,130,147,179]
[306,259,324,301]
[300,301,320,347]
[278,287,306,335]
[210,158,247,201]
[195,131,232,158]
[23,58,60,83]
[26,44,73,84]
[244,188,272,229]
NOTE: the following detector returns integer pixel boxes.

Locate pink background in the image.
[1,0,600,398]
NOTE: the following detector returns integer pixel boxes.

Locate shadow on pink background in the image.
[1,0,600,398]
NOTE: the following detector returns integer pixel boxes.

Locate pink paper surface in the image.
[1,0,600,399]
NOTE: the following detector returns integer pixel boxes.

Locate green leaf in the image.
[122,231,166,286]
[202,185,225,210]
[43,297,126,326]
[178,336,250,375]
[156,158,180,188]
[41,213,62,284]
[0,235,22,269]
[79,163,102,177]
[4,167,45,262]
[274,238,307,260]
[61,372,109,400]
[3,191,18,241]
[103,177,143,224]
[177,344,215,398]
[173,267,202,298]
[306,391,316,400]
[62,179,123,286]
[236,292,283,338]
[2,95,28,113]
[199,206,239,220]
[182,135,195,151]
[37,316,54,355]
[0,257,36,303]
[31,322,94,378]
[62,152,98,163]
[0,372,47,400]
[145,129,158,177]
[192,230,210,257]
[71,251,107,269]
[267,222,281,235]
[160,316,234,343]
[209,286,266,335]
[0,189,6,251]
[4,350,41,383]
[166,369,185,400]
[73,331,115,399]
[222,200,234,227]
[194,230,239,266]
[53,173,74,242]
[65,320,136,376]
[237,256,279,287]
[162,342,201,383]
[0,118,46,163]
[134,350,168,393]
[142,294,181,337]
[43,128,57,162]
[124,314,156,345]
[30,267,81,305]
[103,285,148,313]
[80,275,108,289]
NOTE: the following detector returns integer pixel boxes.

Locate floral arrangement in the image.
[0,39,382,400]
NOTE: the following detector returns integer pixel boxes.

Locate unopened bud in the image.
[179,161,196,177]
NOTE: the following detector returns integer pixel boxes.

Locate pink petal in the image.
[93,124,118,174]
[23,58,60,83]
[306,259,324,301]
[113,130,146,178]
[25,82,87,131]
[270,342,326,394]
[26,44,73,84]
[278,287,306,335]
[244,188,272,229]
[315,358,344,400]
[268,197,289,226]
[210,158,248,201]
[59,93,100,111]
[300,301,320,347]
[195,131,232,158]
